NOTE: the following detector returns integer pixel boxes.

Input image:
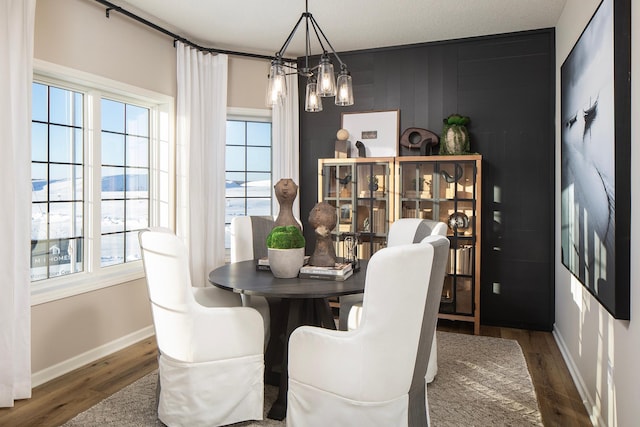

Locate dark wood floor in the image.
[0,321,592,426]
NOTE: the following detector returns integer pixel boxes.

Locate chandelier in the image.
[266,0,354,112]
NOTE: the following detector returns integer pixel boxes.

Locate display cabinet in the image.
[396,154,481,333]
[317,158,394,261]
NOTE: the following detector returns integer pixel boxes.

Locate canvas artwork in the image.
[341,110,399,158]
[560,0,630,319]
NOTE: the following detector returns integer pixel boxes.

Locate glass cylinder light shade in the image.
[305,78,323,112]
[335,69,354,106]
[317,55,336,97]
[266,60,287,107]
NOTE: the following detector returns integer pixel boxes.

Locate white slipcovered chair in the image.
[139,228,264,427]
[342,218,448,383]
[287,236,450,426]
[230,215,274,342]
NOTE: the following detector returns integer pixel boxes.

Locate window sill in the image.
[31,262,145,306]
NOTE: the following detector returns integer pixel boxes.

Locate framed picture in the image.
[341,110,400,158]
[560,0,630,319]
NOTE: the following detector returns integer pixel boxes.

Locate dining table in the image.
[209,259,367,420]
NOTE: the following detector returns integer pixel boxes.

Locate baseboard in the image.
[552,328,605,427]
[32,325,155,387]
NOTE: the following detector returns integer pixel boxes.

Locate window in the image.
[225,110,272,249]
[100,99,149,267]
[31,83,84,281]
[31,62,173,304]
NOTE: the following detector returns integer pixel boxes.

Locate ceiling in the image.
[115,0,566,58]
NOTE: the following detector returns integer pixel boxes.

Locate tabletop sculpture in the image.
[308,201,338,267]
[274,178,301,231]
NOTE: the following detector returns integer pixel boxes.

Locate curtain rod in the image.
[93,0,295,62]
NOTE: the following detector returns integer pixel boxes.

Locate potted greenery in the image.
[440,113,471,155]
[266,225,306,278]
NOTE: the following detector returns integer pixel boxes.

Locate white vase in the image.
[268,247,305,278]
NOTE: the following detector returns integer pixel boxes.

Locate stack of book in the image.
[298,262,353,281]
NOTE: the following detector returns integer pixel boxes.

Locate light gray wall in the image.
[32,0,269,382]
[554,0,639,425]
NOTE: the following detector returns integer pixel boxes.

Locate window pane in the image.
[126,104,149,137]
[246,172,271,197]
[247,198,271,216]
[126,199,148,231]
[32,82,48,122]
[126,231,142,262]
[50,86,82,127]
[49,201,82,238]
[32,123,48,162]
[224,224,231,250]
[102,166,125,197]
[226,121,245,145]
[30,240,48,281]
[101,233,124,267]
[31,204,47,240]
[50,125,82,164]
[247,146,270,171]
[101,99,125,133]
[225,197,246,223]
[31,123,49,162]
[226,146,245,171]
[49,238,83,278]
[49,164,82,201]
[126,135,149,167]
[226,171,245,183]
[127,168,149,197]
[32,163,47,201]
[102,200,125,233]
[102,132,125,166]
[225,173,245,198]
[247,122,271,146]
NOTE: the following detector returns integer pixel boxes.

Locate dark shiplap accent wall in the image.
[297,29,555,331]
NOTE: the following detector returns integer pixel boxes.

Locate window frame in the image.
[31,59,174,306]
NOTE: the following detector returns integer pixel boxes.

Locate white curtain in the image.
[176,43,228,285]
[0,0,36,407]
[272,68,301,219]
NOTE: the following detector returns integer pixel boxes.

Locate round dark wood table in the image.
[209,259,366,420]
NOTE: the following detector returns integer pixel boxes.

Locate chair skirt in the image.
[287,378,409,427]
[158,353,264,427]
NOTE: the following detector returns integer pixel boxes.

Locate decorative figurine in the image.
[447,211,470,235]
[335,128,351,158]
[308,201,338,267]
[355,140,367,158]
[399,127,440,156]
[274,178,301,231]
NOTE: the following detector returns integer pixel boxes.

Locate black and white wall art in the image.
[560,0,631,319]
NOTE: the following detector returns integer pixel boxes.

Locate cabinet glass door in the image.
[354,162,389,259]
[397,158,478,319]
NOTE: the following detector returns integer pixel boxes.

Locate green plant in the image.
[266,225,306,249]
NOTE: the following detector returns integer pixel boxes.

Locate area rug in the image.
[63,331,542,426]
